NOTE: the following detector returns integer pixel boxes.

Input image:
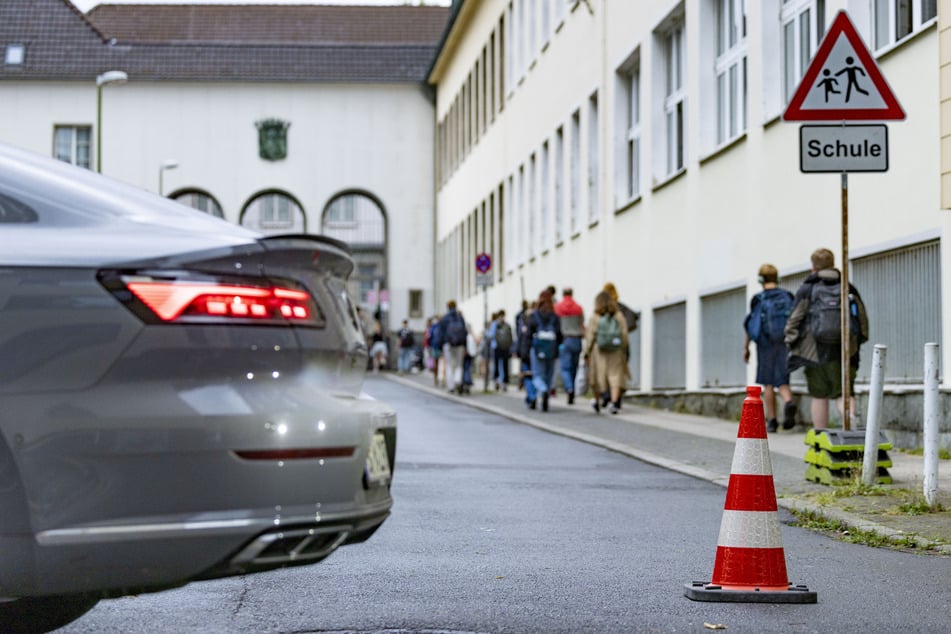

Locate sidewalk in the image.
[387,371,951,555]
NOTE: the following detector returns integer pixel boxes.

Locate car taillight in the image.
[100,271,323,327]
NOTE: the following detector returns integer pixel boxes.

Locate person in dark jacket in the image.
[515,299,533,396]
[743,263,797,432]
[784,248,869,430]
[524,289,563,412]
[437,301,468,395]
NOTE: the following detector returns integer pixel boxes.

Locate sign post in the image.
[475,253,493,392]
[783,10,904,431]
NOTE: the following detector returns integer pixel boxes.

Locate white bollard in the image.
[862,345,887,486]
[923,343,940,507]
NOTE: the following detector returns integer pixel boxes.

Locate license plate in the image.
[364,432,391,488]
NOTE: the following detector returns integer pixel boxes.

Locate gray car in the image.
[0,144,395,632]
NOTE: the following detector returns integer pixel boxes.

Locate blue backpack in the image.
[532,312,558,359]
[746,288,793,344]
[445,312,467,346]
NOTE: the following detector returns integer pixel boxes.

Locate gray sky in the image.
[72,0,450,11]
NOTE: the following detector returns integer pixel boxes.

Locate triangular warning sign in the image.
[783,11,904,121]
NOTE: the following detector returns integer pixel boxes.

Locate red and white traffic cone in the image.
[685,386,817,603]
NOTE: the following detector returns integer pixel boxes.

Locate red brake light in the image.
[117,278,321,326]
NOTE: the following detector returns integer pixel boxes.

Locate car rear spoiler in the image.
[258,234,354,279]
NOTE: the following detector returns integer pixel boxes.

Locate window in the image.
[481,47,488,133]
[409,289,423,319]
[664,21,686,175]
[5,44,24,65]
[873,0,937,51]
[541,0,551,47]
[517,0,526,80]
[615,51,641,204]
[540,140,550,250]
[322,193,385,246]
[242,192,306,234]
[505,4,514,95]
[554,126,565,243]
[497,182,505,278]
[173,191,224,219]
[529,152,537,258]
[528,0,537,66]
[782,0,825,103]
[518,163,526,264]
[569,109,581,235]
[489,30,498,120]
[505,174,515,272]
[587,91,600,224]
[325,196,357,226]
[715,0,748,145]
[53,126,91,169]
[262,195,292,228]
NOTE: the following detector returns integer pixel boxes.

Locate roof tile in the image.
[0,0,449,83]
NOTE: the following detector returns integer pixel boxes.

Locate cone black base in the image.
[684,581,818,603]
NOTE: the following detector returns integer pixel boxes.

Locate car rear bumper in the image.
[0,385,396,597]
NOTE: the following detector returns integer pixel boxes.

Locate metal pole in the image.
[841,171,851,431]
[862,345,887,486]
[483,284,489,392]
[96,84,103,173]
[923,342,940,506]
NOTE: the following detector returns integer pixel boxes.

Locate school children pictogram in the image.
[784,11,904,121]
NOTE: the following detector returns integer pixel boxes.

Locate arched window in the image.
[241,191,306,235]
[322,192,387,312]
[171,189,225,219]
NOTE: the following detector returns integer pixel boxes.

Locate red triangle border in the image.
[783,11,905,122]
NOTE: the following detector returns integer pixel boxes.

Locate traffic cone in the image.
[684,386,817,603]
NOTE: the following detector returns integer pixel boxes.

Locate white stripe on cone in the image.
[718,510,785,549]
[730,438,773,475]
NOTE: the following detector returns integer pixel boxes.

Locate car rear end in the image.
[0,144,395,599]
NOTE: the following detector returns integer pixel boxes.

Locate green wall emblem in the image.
[255,118,290,161]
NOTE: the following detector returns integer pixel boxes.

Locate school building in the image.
[0,0,449,334]
[428,0,950,445]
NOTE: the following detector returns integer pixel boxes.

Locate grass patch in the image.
[897,499,946,515]
[791,509,922,550]
[901,447,951,460]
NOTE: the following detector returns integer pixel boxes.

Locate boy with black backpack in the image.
[744,264,797,433]
[784,249,870,430]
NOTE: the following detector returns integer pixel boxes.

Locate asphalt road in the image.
[61,378,951,633]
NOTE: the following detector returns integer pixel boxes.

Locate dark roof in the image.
[0,0,450,83]
[87,4,451,46]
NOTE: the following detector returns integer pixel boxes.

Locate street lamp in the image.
[96,70,128,173]
[158,159,179,196]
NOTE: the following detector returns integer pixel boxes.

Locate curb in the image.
[384,373,951,556]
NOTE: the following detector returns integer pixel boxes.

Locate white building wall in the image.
[433,0,946,388]
[0,80,436,332]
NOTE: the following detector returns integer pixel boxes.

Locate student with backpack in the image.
[554,287,585,405]
[743,263,797,432]
[397,319,415,375]
[785,248,870,430]
[524,290,562,411]
[598,282,639,408]
[493,310,514,390]
[437,300,469,395]
[583,291,629,414]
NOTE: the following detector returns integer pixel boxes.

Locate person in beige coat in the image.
[583,291,630,414]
